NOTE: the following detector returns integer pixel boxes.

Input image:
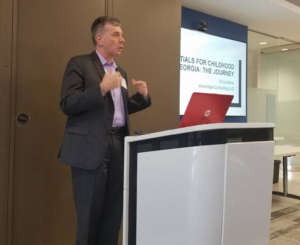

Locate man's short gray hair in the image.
[91,16,122,46]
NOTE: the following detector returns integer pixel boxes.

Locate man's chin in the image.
[116,49,123,55]
[111,50,122,58]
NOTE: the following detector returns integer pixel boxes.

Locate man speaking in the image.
[58,16,151,245]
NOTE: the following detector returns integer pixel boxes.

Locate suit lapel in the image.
[117,69,130,132]
[121,85,130,133]
[90,51,106,80]
[90,51,113,102]
[121,86,129,115]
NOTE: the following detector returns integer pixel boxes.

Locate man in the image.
[58,16,151,245]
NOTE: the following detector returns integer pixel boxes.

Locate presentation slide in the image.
[180,28,247,116]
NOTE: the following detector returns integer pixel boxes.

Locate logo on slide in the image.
[204,110,211,117]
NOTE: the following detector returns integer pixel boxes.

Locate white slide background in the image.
[180,28,246,116]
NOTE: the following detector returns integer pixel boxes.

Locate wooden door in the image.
[9,1,104,244]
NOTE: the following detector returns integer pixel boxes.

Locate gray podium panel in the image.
[137,145,226,245]
[123,123,275,245]
[133,142,274,245]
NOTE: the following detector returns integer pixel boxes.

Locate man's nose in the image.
[120,36,125,43]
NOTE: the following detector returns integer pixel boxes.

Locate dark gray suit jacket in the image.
[58,51,151,170]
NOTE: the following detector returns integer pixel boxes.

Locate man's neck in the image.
[95,47,113,63]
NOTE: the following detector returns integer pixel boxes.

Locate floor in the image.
[271,167,300,245]
[272,168,300,212]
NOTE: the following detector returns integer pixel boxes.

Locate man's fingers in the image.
[132,81,147,93]
[116,71,122,78]
[137,86,147,92]
[107,67,113,74]
[137,84,147,89]
[132,79,145,85]
[132,79,148,97]
[132,81,146,86]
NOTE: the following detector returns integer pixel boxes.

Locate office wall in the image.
[115,0,182,133]
[181,7,248,122]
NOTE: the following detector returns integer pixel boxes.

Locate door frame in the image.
[0,0,18,244]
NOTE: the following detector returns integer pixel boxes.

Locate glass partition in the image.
[248,30,300,195]
[247,31,280,125]
[276,42,300,170]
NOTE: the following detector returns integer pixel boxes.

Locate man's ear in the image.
[95,34,104,46]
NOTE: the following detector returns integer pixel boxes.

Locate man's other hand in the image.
[132,79,148,98]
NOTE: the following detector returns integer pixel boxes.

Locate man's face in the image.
[97,23,125,59]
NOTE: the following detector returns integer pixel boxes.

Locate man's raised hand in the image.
[132,79,148,98]
[100,68,122,94]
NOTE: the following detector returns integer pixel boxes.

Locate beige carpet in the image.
[270,203,300,244]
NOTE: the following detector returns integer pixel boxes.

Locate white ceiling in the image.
[182,0,300,43]
[248,31,292,50]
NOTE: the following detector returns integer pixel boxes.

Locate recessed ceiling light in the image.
[259,42,268,45]
[281,48,289,51]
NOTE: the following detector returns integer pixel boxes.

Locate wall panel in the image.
[114,0,182,134]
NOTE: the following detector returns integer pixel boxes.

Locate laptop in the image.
[179,92,234,128]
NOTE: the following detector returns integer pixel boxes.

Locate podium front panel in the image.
[136,145,226,245]
[124,125,274,245]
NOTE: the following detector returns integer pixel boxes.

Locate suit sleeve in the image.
[127,92,151,115]
[60,57,105,116]
[121,72,151,114]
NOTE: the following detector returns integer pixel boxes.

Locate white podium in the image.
[123,123,275,245]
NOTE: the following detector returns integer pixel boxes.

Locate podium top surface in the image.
[126,123,275,143]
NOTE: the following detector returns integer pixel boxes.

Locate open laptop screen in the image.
[179,92,234,128]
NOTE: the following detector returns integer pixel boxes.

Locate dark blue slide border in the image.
[181,7,248,122]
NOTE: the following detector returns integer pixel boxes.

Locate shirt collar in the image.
[95,50,118,69]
